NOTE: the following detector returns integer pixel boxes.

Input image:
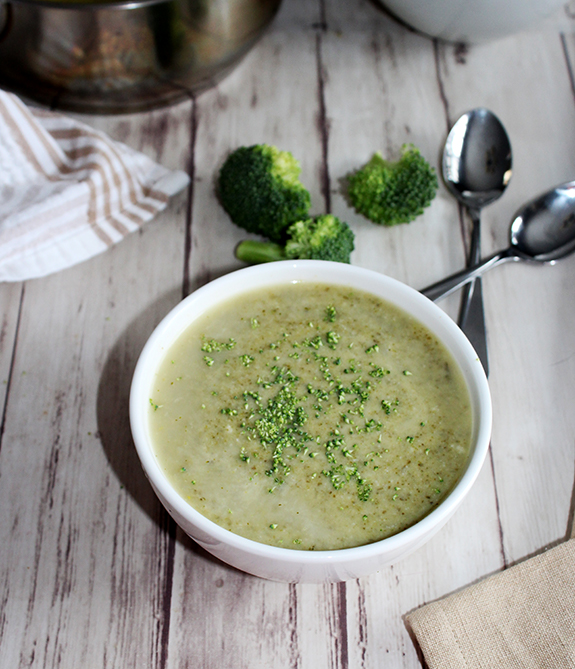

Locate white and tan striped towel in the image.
[0,90,189,282]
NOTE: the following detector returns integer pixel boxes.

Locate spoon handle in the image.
[459,208,489,375]
[421,250,513,301]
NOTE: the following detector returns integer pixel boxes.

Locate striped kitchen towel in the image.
[0,90,189,282]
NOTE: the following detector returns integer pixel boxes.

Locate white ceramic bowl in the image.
[378,0,565,43]
[130,260,492,583]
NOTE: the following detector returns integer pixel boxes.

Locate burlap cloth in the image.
[406,522,575,668]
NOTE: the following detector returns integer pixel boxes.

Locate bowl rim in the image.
[130,260,492,564]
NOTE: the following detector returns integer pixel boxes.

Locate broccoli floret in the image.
[218,144,311,242]
[347,144,438,226]
[235,214,355,264]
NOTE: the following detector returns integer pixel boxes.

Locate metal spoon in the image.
[443,108,512,375]
[422,180,575,300]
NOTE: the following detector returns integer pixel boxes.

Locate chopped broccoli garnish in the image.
[218,144,311,242]
[235,214,355,264]
[347,144,438,226]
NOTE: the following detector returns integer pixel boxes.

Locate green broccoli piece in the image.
[347,144,438,226]
[218,144,311,242]
[235,214,355,264]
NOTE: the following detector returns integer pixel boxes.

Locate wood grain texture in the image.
[0,284,25,428]
[1,0,574,667]
[436,20,575,565]
[0,100,193,668]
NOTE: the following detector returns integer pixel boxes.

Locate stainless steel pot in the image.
[0,0,281,113]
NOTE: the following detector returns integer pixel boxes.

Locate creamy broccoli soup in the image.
[149,283,472,550]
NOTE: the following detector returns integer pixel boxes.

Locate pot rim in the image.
[3,0,174,11]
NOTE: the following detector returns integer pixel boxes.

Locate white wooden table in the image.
[1,1,575,666]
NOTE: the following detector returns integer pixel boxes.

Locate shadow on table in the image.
[95,279,248,575]
[96,285,180,525]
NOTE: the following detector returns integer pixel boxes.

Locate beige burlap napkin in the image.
[407,523,575,668]
[0,90,189,282]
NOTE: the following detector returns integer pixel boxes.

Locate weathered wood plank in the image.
[167,2,357,668]
[0,284,24,416]
[437,26,575,564]
[0,100,193,668]
[322,1,466,297]
[183,1,326,293]
[169,534,309,669]
[320,3,503,666]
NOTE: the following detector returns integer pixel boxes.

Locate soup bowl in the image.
[129,260,492,583]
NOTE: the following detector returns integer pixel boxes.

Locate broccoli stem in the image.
[236,240,287,264]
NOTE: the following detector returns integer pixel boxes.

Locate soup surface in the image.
[149,282,472,550]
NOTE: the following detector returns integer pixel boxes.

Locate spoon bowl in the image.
[423,180,575,301]
[510,183,575,261]
[443,108,512,209]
